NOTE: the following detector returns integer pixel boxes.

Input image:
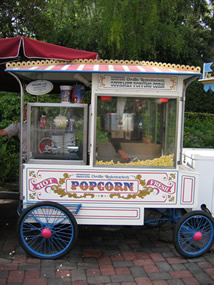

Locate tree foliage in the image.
[0,0,51,38]
[0,0,214,114]
[37,0,213,66]
[0,0,213,65]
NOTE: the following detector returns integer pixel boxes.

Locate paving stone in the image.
[41,260,55,267]
[206,257,214,266]
[40,266,56,279]
[82,250,102,258]
[171,263,186,271]
[67,256,83,263]
[144,265,160,273]
[156,261,173,272]
[194,271,214,284]
[72,281,88,285]
[111,254,124,262]
[55,269,71,279]
[103,249,121,256]
[24,270,40,279]
[148,272,172,280]
[112,261,134,268]
[71,269,86,281]
[55,260,76,270]
[167,280,185,285]
[71,281,88,285]
[135,276,152,285]
[18,264,40,271]
[97,256,112,265]
[26,258,40,264]
[149,252,165,262]
[197,261,213,269]
[115,267,130,275]
[0,279,7,285]
[166,258,187,265]
[162,252,177,258]
[47,279,71,285]
[182,277,200,285]
[23,278,48,285]
[0,257,12,264]
[8,270,24,283]
[87,269,101,276]
[3,283,21,285]
[100,264,115,275]
[122,251,136,261]
[169,270,193,279]
[133,259,155,267]
[83,257,97,264]
[77,262,99,269]
[0,263,18,271]
[184,262,203,274]
[129,266,146,278]
[186,257,206,263]
[152,281,168,285]
[135,253,150,260]
[204,267,214,277]
[12,253,27,264]
[87,275,111,284]
[111,274,134,283]
[0,271,8,278]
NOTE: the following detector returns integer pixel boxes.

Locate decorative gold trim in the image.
[6,59,201,73]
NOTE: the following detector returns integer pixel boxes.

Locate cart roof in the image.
[5,59,201,84]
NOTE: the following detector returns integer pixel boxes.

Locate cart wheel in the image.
[17,202,78,259]
[174,210,214,259]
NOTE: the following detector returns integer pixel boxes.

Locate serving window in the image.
[27,103,88,164]
[95,96,177,167]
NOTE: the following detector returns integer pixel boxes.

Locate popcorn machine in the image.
[6,59,214,259]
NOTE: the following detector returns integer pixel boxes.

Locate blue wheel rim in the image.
[178,214,214,257]
[20,205,74,258]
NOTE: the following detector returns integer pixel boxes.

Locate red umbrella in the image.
[0,37,98,91]
[0,37,98,61]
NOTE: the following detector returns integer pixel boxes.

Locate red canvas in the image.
[0,37,98,60]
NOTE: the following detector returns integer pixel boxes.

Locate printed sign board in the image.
[26,80,53,95]
[98,75,177,91]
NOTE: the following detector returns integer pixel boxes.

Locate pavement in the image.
[0,199,214,285]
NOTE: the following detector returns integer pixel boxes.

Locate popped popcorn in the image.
[53,115,68,128]
[96,154,174,167]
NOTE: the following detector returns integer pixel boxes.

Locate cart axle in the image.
[41,228,52,239]
[193,231,202,241]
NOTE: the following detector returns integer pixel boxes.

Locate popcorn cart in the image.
[6,59,214,259]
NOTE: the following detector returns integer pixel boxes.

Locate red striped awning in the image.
[6,62,201,76]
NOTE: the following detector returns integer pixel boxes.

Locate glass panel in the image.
[96,96,176,167]
[29,105,84,161]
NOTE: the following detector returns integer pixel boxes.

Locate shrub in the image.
[183,112,214,148]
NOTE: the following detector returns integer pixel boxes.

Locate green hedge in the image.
[183,112,214,148]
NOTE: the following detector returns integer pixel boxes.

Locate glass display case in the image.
[95,96,177,167]
[27,103,88,164]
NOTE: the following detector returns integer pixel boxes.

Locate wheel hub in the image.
[193,231,202,241]
[41,228,52,239]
